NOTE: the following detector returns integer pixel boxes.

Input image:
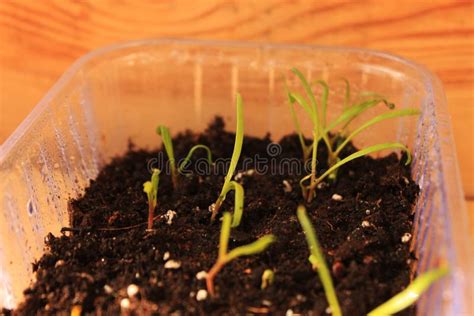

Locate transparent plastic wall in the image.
[0,40,471,314]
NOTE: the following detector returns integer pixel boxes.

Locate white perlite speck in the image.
[164,260,181,269]
[361,220,371,228]
[325,306,332,314]
[120,298,130,309]
[165,210,177,225]
[401,233,412,243]
[55,260,65,268]
[196,270,208,280]
[365,209,371,215]
[286,309,294,316]
[127,284,139,297]
[331,194,343,201]
[208,203,216,213]
[104,284,113,294]
[163,251,170,261]
[196,289,208,301]
[282,180,293,193]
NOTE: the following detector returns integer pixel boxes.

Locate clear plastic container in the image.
[0,39,471,314]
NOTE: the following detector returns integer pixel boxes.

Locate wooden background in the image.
[0,1,472,226]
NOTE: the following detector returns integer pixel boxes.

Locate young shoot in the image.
[211,93,244,222]
[156,125,212,189]
[297,205,342,316]
[206,212,275,297]
[368,266,449,316]
[261,269,275,289]
[143,168,161,231]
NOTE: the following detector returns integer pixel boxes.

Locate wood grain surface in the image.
[0,1,472,207]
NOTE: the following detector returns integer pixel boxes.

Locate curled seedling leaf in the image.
[297,205,342,316]
[261,269,275,289]
[156,126,213,188]
[177,144,213,174]
[143,168,161,231]
[368,266,449,316]
[206,212,275,296]
[218,181,244,228]
[211,93,244,222]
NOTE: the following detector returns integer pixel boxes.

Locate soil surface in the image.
[14,117,419,315]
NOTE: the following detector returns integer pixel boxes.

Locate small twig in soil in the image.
[206,212,275,296]
[61,215,162,233]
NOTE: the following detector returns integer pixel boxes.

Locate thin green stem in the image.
[212,93,244,222]
[156,125,178,188]
[297,205,342,316]
[206,211,275,297]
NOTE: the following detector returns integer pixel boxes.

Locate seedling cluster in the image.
[287,68,419,202]
[141,69,445,313]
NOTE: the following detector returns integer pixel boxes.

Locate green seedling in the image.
[288,68,419,202]
[217,181,245,228]
[143,168,161,231]
[206,212,275,296]
[211,93,244,222]
[156,125,212,189]
[368,266,449,315]
[261,269,275,289]
[297,205,342,316]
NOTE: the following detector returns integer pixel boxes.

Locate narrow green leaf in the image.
[219,181,244,228]
[315,80,329,128]
[313,143,411,188]
[219,212,232,259]
[342,78,350,110]
[291,67,320,121]
[217,93,244,204]
[226,235,276,262]
[325,99,382,132]
[297,205,341,316]
[178,144,213,173]
[286,80,311,160]
[335,108,420,156]
[156,125,177,186]
[288,92,316,124]
[368,266,449,316]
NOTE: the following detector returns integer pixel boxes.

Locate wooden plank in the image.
[0,0,472,196]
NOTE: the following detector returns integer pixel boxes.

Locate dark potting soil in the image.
[14,117,419,316]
